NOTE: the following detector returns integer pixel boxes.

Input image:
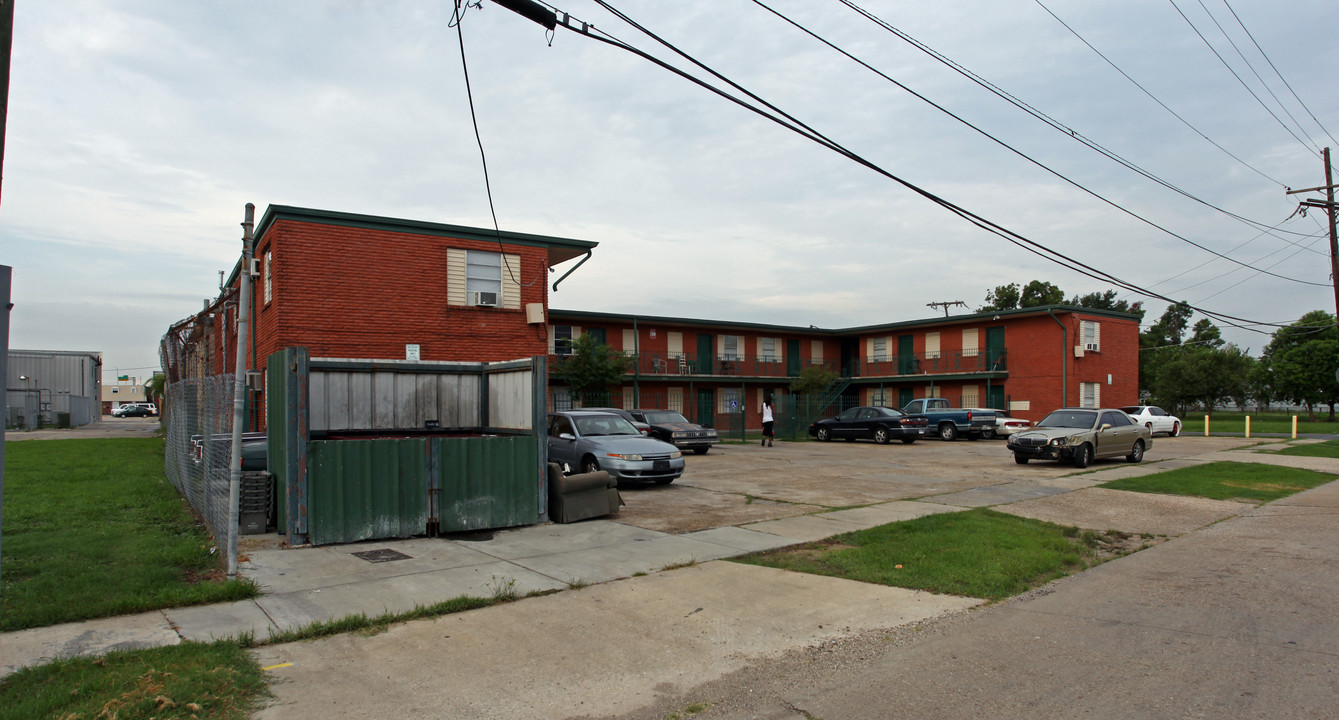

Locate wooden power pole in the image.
[1287,147,1339,321]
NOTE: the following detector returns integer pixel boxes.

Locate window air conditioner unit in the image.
[470,291,499,307]
[1085,343,1100,352]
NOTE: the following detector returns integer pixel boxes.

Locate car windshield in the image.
[1119,406,1144,414]
[574,415,641,436]
[640,410,690,424]
[1037,410,1098,429]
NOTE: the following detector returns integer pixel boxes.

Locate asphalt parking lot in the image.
[610,433,1265,533]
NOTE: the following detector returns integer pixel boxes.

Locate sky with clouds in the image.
[4,0,1338,381]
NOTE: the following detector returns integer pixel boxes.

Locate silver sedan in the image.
[547,410,685,485]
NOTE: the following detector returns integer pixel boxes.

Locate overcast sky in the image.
[4,0,1338,381]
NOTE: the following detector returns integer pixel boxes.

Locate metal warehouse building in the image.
[5,349,103,430]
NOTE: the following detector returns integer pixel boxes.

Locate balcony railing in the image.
[548,349,1007,380]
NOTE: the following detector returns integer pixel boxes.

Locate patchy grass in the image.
[1,438,257,632]
[1266,439,1339,459]
[0,640,268,720]
[733,508,1133,601]
[261,595,497,645]
[1099,461,1332,503]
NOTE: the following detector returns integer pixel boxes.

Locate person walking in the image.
[761,396,775,447]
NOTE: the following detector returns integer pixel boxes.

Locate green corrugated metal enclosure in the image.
[270,348,549,546]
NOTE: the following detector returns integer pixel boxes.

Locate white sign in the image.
[406,344,421,361]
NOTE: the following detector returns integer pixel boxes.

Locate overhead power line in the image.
[757,0,1329,282]
[1168,0,1319,156]
[1220,0,1337,148]
[836,0,1321,245]
[1032,0,1288,188]
[488,0,1303,333]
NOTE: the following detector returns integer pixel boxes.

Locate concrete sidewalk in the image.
[2,445,1335,693]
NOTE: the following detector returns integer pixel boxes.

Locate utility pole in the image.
[926,300,967,317]
[1287,147,1339,320]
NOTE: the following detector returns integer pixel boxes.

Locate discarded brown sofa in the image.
[547,462,622,523]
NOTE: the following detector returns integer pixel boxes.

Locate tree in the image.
[551,333,632,406]
[1067,289,1145,321]
[145,373,166,407]
[1019,280,1065,307]
[1154,344,1253,416]
[978,283,1021,312]
[790,364,839,419]
[1139,302,1195,400]
[1263,310,1339,420]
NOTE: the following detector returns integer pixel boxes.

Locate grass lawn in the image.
[1,438,257,632]
[733,508,1136,601]
[1099,461,1334,502]
[1266,439,1339,459]
[1180,411,1339,436]
[0,641,268,720]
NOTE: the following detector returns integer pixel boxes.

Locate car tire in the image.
[874,427,891,445]
[581,457,600,474]
[1014,454,1029,464]
[1072,443,1092,469]
[939,423,958,441]
[900,437,917,444]
[693,447,709,455]
[1126,440,1144,464]
[980,427,996,440]
[1170,421,1181,437]
[816,427,831,442]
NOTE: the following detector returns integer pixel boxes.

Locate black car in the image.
[628,409,719,455]
[808,406,928,444]
[584,407,719,454]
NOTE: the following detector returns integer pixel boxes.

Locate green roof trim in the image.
[548,305,1140,336]
[254,205,598,263]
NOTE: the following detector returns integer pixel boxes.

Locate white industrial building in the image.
[6,349,103,430]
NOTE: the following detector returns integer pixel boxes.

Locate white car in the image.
[984,414,1032,439]
[1121,405,1181,437]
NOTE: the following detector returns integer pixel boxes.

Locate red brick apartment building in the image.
[545,307,1140,428]
[165,206,1138,430]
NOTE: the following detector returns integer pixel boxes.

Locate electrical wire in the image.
[1032,0,1289,188]
[1167,0,1319,156]
[453,0,537,287]
[523,0,1302,333]
[752,0,1328,283]
[1220,0,1337,148]
[836,0,1321,244]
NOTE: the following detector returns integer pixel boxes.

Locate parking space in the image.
[610,435,1269,534]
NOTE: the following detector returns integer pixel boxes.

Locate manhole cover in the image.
[351,548,413,563]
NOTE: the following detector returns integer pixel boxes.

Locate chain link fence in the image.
[163,374,236,545]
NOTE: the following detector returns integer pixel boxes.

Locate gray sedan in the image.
[1006,408,1152,468]
[547,410,685,485]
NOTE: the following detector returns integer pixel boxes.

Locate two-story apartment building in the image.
[165,205,1138,433]
[546,305,1139,429]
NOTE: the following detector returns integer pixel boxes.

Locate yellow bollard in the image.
[1204,414,1210,437]
[1245,415,1251,438]
[1293,415,1298,439]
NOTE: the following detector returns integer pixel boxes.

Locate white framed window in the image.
[1081,382,1100,408]
[720,335,742,361]
[668,387,684,413]
[871,337,889,362]
[668,332,685,359]
[925,332,941,359]
[1081,320,1101,352]
[466,250,503,296]
[870,388,891,406]
[551,325,579,355]
[961,385,979,407]
[719,388,741,413]
[761,337,779,362]
[263,250,273,305]
[811,339,824,364]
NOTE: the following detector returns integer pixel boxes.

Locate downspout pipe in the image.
[1047,308,1067,407]
[552,250,592,292]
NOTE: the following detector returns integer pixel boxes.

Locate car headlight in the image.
[606,452,642,461]
[670,451,682,459]
[672,431,688,439]
[1050,438,1067,447]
